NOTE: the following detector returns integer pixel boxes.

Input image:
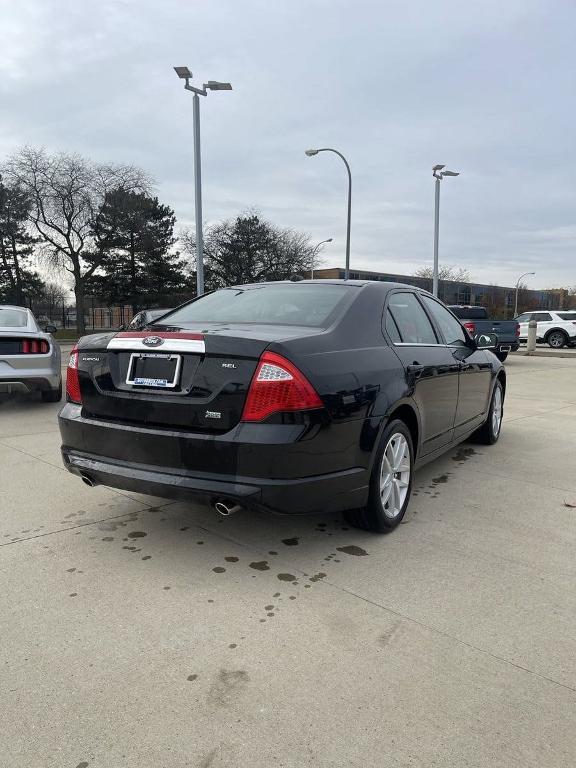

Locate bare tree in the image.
[414,264,472,282]
[5,147,149,332]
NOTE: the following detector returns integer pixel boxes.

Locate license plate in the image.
[127,353,182,388]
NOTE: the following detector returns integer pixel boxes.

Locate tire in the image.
[345,419,413,533]
[473,380,503,445]
[495,351,508,362]
[41,380,62,403]
[547,330,568,349]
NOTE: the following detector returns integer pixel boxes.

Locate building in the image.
[310,268,571,317]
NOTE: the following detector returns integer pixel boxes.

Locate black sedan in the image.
[59,281,505,532]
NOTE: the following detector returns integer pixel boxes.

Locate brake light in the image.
[19,339,49,354]
[66,346,82,404]
[463,321,476,337]
[241,351,323,422]
[515,323,520,337]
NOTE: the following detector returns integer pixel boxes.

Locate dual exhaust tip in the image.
[79,472,240,517]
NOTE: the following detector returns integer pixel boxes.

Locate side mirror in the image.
[45,324,57,334]
[475,332,498,350]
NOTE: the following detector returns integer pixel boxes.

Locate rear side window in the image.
[515,313,531,323]
[158,284,350,328]
[388,293,438,344]
[558,313,576,320]
[385,309,402,343]
[0,308,28,328]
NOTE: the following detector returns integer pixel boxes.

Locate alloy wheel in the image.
[379,433,411,518]
[492,385,503,438]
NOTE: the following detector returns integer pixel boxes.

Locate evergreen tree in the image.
[87,190,186,307]
[0,177,42,305]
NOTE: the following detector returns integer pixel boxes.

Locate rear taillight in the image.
[463,321,476,337]
[20,339,49,354]
[66,346,82,404]
[241,351,323,422]
[515,323,520,337]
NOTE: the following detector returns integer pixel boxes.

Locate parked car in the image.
[127,308,175,331]
[0,305,62,401]
[447,306,519,361]
[59,281,505,533]
[514,310,576,349]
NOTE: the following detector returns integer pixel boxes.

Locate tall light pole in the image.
[305,148,352,280]
[174,67,232,296]
[514,271,535,316]
[310,238,332,279]
[432,164,459,297]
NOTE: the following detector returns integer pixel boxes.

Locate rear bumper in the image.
[58,404,370,515]
[496,341,520,353]
[0,374,60,394]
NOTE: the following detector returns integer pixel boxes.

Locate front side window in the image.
[420,295,468,346]
[387,293,438,345]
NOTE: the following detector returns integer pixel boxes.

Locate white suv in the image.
[515,310,576,349]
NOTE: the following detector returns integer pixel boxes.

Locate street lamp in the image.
[432,164,460,297]
[310,238,332,279]
[514,271,535,317]
[305,148,352,280]
[174,66,232,296]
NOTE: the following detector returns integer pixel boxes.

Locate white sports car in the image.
[0,305,62,402]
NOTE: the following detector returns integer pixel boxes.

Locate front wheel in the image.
[473,380,503,445]
[547,330,567,349]
[345,419,413,532]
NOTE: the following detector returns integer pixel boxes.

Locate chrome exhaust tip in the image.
[79,472,96,488]
[214,500,241,517]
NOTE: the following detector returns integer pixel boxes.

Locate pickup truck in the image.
[448,305,520,361]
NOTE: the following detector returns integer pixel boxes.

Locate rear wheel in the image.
[345,419,413,533]
[473,380,503,445]
[547,330,567,349]
[495,351,508,362]
[41,380,62,403]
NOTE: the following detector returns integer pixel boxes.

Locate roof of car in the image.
[227,279,428,292]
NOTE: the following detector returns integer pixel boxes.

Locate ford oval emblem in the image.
[142,335,164,347]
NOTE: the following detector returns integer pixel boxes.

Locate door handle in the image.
[407,363,424,379]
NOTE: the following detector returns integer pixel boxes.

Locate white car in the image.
[514,310,576,349]
[0,305,62,401]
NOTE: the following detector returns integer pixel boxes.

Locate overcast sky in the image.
[1,0,574,289]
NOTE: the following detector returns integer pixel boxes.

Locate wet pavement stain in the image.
[128,531,147,538]
[431,474,450,485]
[229,643,237,649]
[249,561,270,571]
[76,763,89,768]
[309,573,327,583]
[180,526,190,531]
[267,612,275,617]
[264,605,274,611]
[197,541,204,545]
[66,568,76,573]
[213,567,226,574]
[277,573,296,582]
[273,592,281,598]
[187,674,198,682]
[268,550,278,555]
[101,536,114,542]
[225,556,239,563]
[281,537,299,546]
[141,555,152,561]
[69,593,78,597]
[289,595,297,600]
[452,446,478,463]
[336,545,368,557]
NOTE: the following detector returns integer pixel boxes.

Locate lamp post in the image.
[174,67,232,296]
[514,271,535,317]
[310,238,332,279]
[432,164,460,297]
[305,148,352,280]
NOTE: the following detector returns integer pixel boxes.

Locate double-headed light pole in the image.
[174,67,232,296]
[305,148,352,280]
[432,164,459,297]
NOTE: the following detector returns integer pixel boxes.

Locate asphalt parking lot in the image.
[1,354,575,768]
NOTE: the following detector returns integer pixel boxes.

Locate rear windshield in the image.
[157,284,351,328]
[558,313,576,320]
[448,306,487,320]
[0,308,28,328]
